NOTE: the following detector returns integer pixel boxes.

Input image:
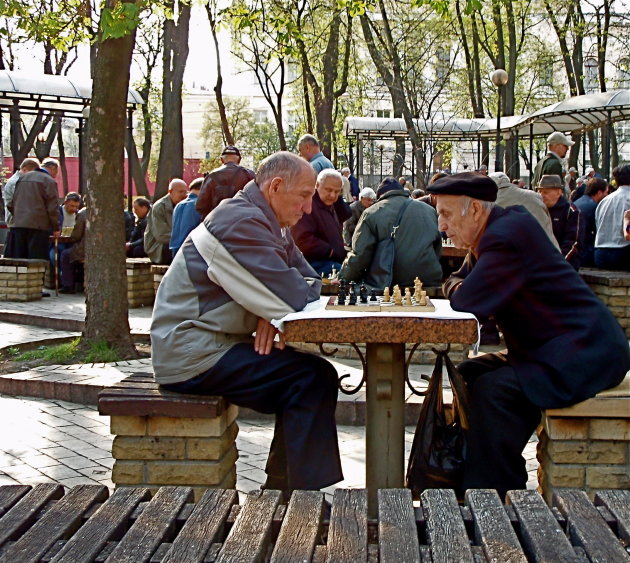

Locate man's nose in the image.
[303,199,313,214]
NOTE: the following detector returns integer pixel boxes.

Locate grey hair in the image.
[42,157,59,170]
[256,151,313,191]
[461,196,495,216]
[64,192,82,203]
[297,134,319,148]
[341,167,350,174]
[317,168,343,186]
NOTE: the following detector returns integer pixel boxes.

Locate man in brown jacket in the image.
[5,157,60,260]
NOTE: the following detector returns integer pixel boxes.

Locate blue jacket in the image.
[309,152,334,173]
[444,205,628,409]
[170,192,202,255]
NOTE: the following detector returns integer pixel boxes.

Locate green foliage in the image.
[84,340,122,363]
[101,2,142,40]
[15,338,80,363]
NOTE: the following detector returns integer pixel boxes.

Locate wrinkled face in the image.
[268,167,317,227]
[63,200,80,214]
[549,143,569,158]
[169,181,188,205]
[361,196,374,208]
[539,187,563,209]
[133,201,149,219]
[436,195,485,250]
[317,176,343,206]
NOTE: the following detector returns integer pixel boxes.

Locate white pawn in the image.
[383,287,391,303]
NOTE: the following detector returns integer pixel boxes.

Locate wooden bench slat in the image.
[554,490,630,561]
[50,487,150,563]
[104,486,193,563]
[378,488,420,563]
[1,484,108,563]
[326,488,368,563]
[215,490,281,563]
[421,488,474,563]
[0,483,64,548]
[161,489,237,563]
[507,489,577,562]
[271,490,324,563]
[595,490,630,545]
[0,486,31,518]
[465,489,527,563]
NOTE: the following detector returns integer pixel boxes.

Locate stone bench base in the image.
[0,258,47,301]
[99,374,238,500]
[151,264,168,295]
[126,258,154,308]
[580,268,630,338]
[537,374,630,504]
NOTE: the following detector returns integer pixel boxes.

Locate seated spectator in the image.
[51,192,82,285]
[196,146,255,218]
[594,164,630,270]
[339,177,442,289]
[59,207,86,294]
[537,175,583,270]
[398,176,407,188]
[573,178,609,267]
[126,198,151,258]
[411,188,425,199]
[343,187,375,246]
[292,169,351,277]
[124,207,135,242]
[144,179,187,265]
[170,177,203,257]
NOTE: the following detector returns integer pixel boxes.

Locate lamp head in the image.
[491,69,509,87]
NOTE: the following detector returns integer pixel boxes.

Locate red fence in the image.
[1,157,203,199]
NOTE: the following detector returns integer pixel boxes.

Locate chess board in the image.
[326,294,436,313]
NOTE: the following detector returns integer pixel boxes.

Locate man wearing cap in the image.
[343,187,376,245]
[537,174,583,270]
[566,166,578,194]
[426,172,629,499]
[340,177,442,289]
[532,131,574,189]
[297,134,334,173]
[292,169,351,277]
[196,146,255,218]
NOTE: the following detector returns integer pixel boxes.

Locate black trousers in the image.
[4,227,49,260]
[458,353,541,499]
[163,343,343,491]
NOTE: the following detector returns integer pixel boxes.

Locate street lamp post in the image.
[379,144,384,181]
[491,69,509,172]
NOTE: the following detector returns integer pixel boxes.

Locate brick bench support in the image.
[580,267,630,338]
[151,264,168,295]
[126,258,154,307]
[0,258,48,301]
[537,374,630,504]
[98,374,238,500]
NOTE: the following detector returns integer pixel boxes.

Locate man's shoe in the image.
[59,287,75,294]
[41,291,51,297]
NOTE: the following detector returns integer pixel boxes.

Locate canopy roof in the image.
[0,70,143,118]
[344,90,630,142]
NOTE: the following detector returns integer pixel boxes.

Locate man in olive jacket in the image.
[340,177,442,289]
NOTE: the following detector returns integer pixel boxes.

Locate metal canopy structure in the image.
[0,70,143,118]
[344,90,630,142]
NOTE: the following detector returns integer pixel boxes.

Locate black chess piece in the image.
[369,289,378,302]
[348,289,357,305]
[336,289,346,305]
[359,283,368,303]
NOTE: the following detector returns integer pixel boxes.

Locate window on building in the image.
[286,62,299,83]
[253,109,268,124]
[616,58,630,90]
[376,109,391,118]
[436,47,450,81]
[539,60,553,88]
[584,57,598,92]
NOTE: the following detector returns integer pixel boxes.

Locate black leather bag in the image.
[406,348,470,499]
[364,198,412,290]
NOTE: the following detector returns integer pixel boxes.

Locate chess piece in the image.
[348,291,357,305]
[359,283,368,304]
[369,289,378,302]
[383,287,391,303]
[330,268,337,280]
[393,285,403,306]
[336,289,346,305]
[404,287,412,306]
[419,290,427,306]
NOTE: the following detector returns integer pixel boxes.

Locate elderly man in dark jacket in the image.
[292,169,351,277]
[59,208,87,293]
[427,172,629,499]
[340,178,442,289]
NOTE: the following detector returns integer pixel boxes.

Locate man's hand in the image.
[52,230,61,238]
[254,318,285,355]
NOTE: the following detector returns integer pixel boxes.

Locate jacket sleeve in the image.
[153,201,172,245]
[334,196,352,223]
[46,184,60,231]
[69,213,86,243]
[339,214,376,281]
[562,204,582,268]
[292,213,332,260]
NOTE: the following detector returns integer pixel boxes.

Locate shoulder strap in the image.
[391,198,413,239]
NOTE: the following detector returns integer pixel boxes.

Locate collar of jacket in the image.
[240,181,284,239]
[312,190,336,214]
[377,188,411,202]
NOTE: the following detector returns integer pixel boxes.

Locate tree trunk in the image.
[82,1,137,357]
[155,0,190,199]
[126,136,150,197]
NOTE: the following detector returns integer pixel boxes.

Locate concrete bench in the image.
[537,374,630,504]
[0,257,48,301]
[126,258,155,307]
[98,373,238,500]
[151,264,169,294]
[0,485,627,561]
[580,267,630,338]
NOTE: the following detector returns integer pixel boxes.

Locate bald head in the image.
[168,178,188,205]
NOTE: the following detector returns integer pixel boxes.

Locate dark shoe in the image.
[41,291,51,297]
[59,287,75,294]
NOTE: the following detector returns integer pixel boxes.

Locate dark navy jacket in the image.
[444,205,628,410]
[548,196,583,270]
[573,194,597,266]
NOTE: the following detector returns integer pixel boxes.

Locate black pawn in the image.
[370,289,378,302]
[359,283,368,303]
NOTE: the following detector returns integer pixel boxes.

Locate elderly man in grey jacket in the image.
[151,151,342,495]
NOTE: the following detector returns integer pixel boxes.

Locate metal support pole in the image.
[582,132,587,174]
[77,117,84,195]
[127,109,134,213]
[529,124,534,189]
[605,110,612,180]
[495,86,502,172]
[476,136,481,170]
[349,140,354,173]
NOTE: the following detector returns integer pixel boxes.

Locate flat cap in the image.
[426,172,498,201]
[376,177,404,198]
[547,131,575,147]
[538,174,563,189]
[221,145,241,157]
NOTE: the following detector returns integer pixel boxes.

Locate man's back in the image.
[144,195,174,263]
[170,193,201,255]
[11,170,59,231]
[533,153,563,187]
[196,163,255,218]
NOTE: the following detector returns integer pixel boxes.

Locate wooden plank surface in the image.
[0,484,108,563]
[465,489,526,563]
[595,489,630,545]
[378,489,420,563]
[161,489,237,563]
[0,485,31,518]
[216,490,281,563]
[507,489,577,562]
[554,489,630,562]
[104,486,193,563]
[421,488,473,563]
[0,483,64,548]
[271,490,324,563]
[326,489,368,563]
[50,487,150,563]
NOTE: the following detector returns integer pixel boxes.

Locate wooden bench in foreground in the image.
[0,485,627,562]
[98,374,238,500]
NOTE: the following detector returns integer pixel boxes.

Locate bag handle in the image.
[430,346,470,431]
[391,198,413,239]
